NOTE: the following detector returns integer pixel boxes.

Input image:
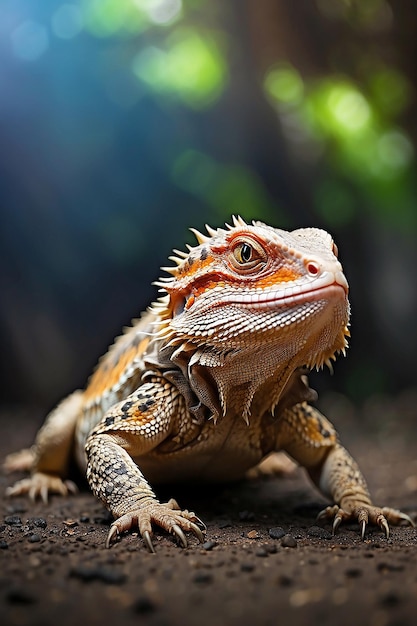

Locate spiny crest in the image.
[189,215,248,245]
[156,216,249,283]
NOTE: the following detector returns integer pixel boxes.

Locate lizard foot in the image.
[106,498,206,552]
[6,472,78,504]
[317,504,415,540]
[3,448,35,473]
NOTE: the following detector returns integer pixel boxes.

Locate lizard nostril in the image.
[306,261,320,276]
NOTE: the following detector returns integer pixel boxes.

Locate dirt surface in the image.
[1,400,417,626]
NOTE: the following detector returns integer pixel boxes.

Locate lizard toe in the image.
[380,507,416,527]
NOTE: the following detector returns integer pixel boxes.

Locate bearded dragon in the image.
[4,217,413,551]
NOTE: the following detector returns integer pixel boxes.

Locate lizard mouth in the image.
[222,273,349,310]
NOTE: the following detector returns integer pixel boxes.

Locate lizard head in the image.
[153,216,350,419]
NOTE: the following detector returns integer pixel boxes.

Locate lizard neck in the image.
[154,335,317,424]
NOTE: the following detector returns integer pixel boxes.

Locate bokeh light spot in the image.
[327,85,371,132]
[377,130,414,172]
[11,20,49,61]
[139,0,182,25]
[369,68,411,117]
[264,64,304,105]
[52,5,84,40]
[132,29,227,108]
[83,0,147,37]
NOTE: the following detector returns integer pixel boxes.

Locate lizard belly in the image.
[134,417,271,484]
[135,450,262,484]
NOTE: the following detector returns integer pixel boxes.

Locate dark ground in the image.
[1,395,417,626]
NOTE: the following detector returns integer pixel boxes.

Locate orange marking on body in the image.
[84,335,151,401]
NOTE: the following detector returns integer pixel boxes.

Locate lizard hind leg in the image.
[3,447,36,474]
[5,390,83,503]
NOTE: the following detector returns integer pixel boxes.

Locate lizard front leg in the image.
[85,377,205,551]
[277,402,414,538]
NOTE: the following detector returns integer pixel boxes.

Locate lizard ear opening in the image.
[170,294,186,317]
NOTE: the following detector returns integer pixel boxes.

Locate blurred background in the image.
[1,0,416,417]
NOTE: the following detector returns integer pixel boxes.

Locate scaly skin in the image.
[4,217,414,550]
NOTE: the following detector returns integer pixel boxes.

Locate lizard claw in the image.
[357,508,369,540]
[332,512,343,535]
[190,522,206,544]
[106,524,120,549]
[142,530,156,553]
[193,515,207,533]
[360,518,366,540]
[172,524,188,548]
[379,516,390,539]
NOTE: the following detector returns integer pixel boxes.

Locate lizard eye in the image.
[235,242,254,263]
[230,238,267,273]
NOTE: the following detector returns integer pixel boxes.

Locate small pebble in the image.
[28,534,41,543]
[63,519,79,528]
[202,540,217,551]
[268,527,286,540]
[255,547,268,558]
[241,562,255,572]
[26,517,47,529]
[133,596,156,614]
[6,588,36,605]
[247,530,260,539]
[193,572,213,584]
[0,540,9,549]
[265,543,278,554]
[345,568,362,578]
[377,562,404,573]
[379,592,401,608]
[4,516,22,526]
[281,534,297,548]
[307,525,332,540]
[69,565,126,584]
